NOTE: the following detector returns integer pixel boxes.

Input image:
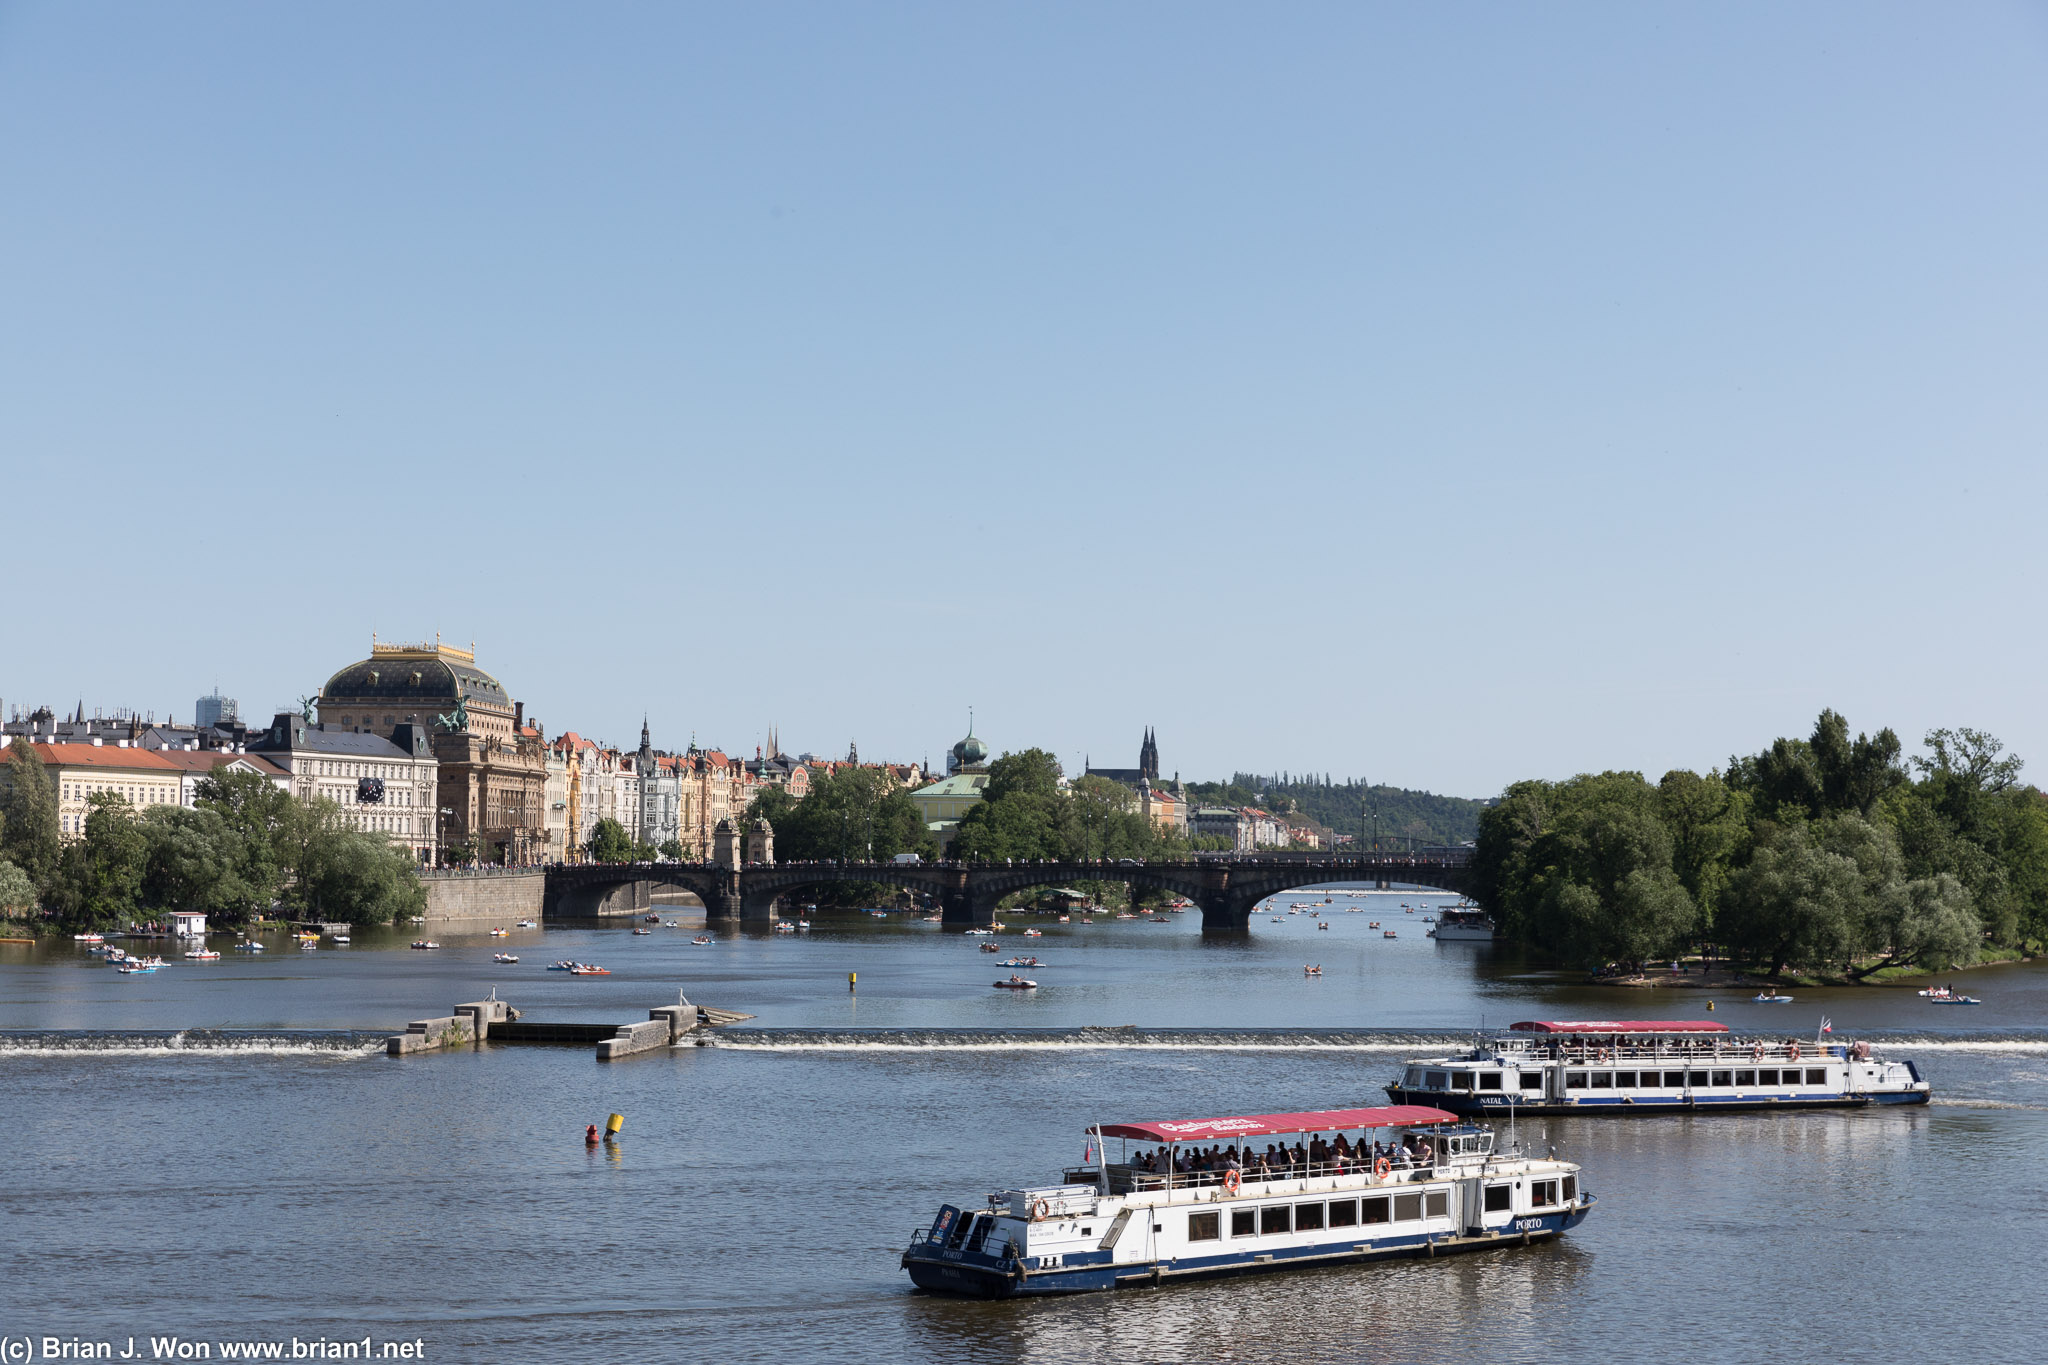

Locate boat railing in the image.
[1091,1160,1443,1195]
[1489,1042,1849,1064]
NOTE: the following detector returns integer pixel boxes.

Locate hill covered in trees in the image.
[1183,774,1487,847]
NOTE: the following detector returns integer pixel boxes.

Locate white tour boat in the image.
[1425,908,1495,942]
[901,1104,1593,1297]
[1385,1020,1930,1115]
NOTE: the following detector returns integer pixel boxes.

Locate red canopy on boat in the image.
[1509,1020,1728,1034]
[1093,1105,1457,1143]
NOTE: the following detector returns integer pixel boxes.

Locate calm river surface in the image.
[2,887,2042,1364]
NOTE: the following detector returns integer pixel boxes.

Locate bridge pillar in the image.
[938,867,994,927]
[740,889,780,922]
[700,871,743,920]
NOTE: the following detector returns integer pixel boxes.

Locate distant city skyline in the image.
[3,5,2043,795]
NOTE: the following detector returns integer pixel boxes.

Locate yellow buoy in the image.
[848,971,857,991]
[605,1112,624,1136]
[1706,1000,1715,1011]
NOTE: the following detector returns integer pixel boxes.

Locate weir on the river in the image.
[384,991,755,1059]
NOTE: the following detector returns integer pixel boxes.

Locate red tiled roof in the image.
[149,751,290,778]
[28,744,180,771]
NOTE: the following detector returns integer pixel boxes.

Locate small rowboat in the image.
[993,976,1038,989]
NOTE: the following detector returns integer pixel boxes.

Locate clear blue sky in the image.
[4,3,2044,795]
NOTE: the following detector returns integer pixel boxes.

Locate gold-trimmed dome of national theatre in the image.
[318,637,548,864]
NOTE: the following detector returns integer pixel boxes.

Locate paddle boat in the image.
[117,963,159,974]
[568,964,611,975]
[493,953,520,964]
[1024,928,1044,937]
[775,922,798,934]
[900,1103,1592,1297]
[1928,994,1982,1005]
[1001,957,1043,968]
[410,940,441,951]
[331,933,349,944]
[966,927,998,936]
[546,960,579,971]
[516,920,537,929]
[1057,915,1070,924]
[797,920,813,929]
[993,975,1038,990]
[644,914,662,924]
[1382,930,1398,939]
[1317,922,1330,931]
[1385,1020,1930,1114]
[1304,965,1323,976]
[1752,992,1793,1004]
[633,928,652,936]
[489,927,509,937]
[73,933,103,943]
[692,936,713,945]
[234,941,264,952]
[980,942,1003,953]
[298,940,318,951]
[186,949,221,960]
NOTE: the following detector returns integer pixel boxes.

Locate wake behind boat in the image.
[901,1104,1592,1297]
[1386,1020,1929,1115]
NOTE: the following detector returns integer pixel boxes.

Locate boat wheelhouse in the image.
[900,1104,1593,1298]
[1386,1020,1930,1115]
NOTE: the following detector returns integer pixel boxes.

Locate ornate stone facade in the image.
[317,638,548,865]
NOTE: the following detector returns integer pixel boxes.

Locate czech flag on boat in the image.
[1820,1016,1833,1034]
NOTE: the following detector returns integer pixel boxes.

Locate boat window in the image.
[1260,1205,1291,1235]
[1589,1072,1613,1090]
[1531,1180,1557,1206]
[1483,1185,1511,1213]
[1562,1176,1577,1203]
[1393,1193,1422,1222]
[1449,1072,1471,1091]
[1231,1209,1255,1238]
[1478,1072,1503,1090]
[1427,1071,1449,1089]
[1328,1199,1358,1228]
[1663,1070,1684,1087]
[1518,1072,1543,1091]
[1406,1068,1426,1086]
[1188,1212,1220,1242]
[946,1211,976,1249]
[1565,1071,1587,1089]
[1425,1190,1448,1219]
[1757,1068,1778,1085]
[1687,1070,1708,1087]
[1361,1196,1390,1225]
[965,1215,992,1252]
[1805,1068,1826,1085]
[1295,1202,1325,1231]
[1735,1070,1756,1086]
[1711,1070,1732,1087]
[1613,1071,1636,1087]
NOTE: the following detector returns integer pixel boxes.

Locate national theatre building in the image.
[317,637,549,864]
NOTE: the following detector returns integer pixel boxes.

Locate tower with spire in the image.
[1140,727,1159,781]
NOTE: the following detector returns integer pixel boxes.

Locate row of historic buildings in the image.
[8,636,1304,864]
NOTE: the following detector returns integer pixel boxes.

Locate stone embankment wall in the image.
[420,868,545,924]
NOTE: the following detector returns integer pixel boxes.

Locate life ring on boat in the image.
[1222,1169,1241,1194]
[1375,1157,1392,1180]
[1033,1199,1050,1221]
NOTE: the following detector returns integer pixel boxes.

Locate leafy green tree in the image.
[195,768,292,904]
[0,859,36,915]
[0,739,61,889]
[47,792,150,929]
[1810,709,1905,816]
[1719,823,1867,977]
[1855,872,1979,976]
[658,838,685,861]
[295,825,427,926]
[1656,770,1747,928]
[587,818,639,863]
[1522,772,1697,967]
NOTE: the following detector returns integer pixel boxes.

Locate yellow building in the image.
[31,743,185,840]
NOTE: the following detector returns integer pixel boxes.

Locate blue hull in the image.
[903,1204,1591,1298]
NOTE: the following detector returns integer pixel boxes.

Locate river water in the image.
[1,887,2042,1364]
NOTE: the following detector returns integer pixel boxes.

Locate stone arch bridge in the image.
[542,853,1474,933]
